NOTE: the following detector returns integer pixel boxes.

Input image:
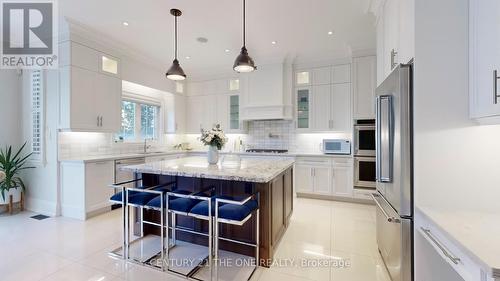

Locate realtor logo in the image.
[1,0,58,69]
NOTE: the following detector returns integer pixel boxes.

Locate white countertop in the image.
[417,206,500,278]
[59,150,352,163]
[120,156,295,183]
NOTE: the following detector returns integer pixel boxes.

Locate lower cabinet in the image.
[295,156,353,199]
[60,160,115,220]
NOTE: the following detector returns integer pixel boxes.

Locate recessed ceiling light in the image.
[327,31,334,35]
[271,41,277,45]
[225,49,230,53]
[185,56,191,59]
[122,21,129,26]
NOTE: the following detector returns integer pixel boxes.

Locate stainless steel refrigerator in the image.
[372,64,413,281]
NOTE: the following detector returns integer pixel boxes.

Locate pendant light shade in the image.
[166,9,186,81]
[233,0,256,73]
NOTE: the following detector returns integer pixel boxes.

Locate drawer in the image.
[418,223,482,280]
[332,157,353,166]
[296,157,332,166]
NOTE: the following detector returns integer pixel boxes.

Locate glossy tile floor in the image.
[0,198,390,281]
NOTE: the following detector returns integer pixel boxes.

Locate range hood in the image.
[240,62,293,121]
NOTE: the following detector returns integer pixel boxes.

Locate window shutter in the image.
[31,70,43,161]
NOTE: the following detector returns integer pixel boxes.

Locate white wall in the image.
[0,70,21,147]
[414,0,500,213]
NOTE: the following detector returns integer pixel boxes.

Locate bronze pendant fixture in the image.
[233,0,256,73]
[166,9,187,81]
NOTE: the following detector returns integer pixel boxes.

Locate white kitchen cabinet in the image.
[312,85,331,130]
[312,67,331,85]
[295,164,314,193]
[185,95,217,133]
[165,93,185,134]
[332,160,353,197]
[297,83,351,132]
[312,165,332,194]
[398,0,415,66]
[331,83,351,132]
[295,157,353,200]
[332,64,351,84]
[59,66,121,132]
[376,16,385,86]
[353,56,377,119]
[376,0,414,83]
[95,73,121,131]
[469,0,500,123]
[60,160,114,220]
[383,0,400,74]
[216,94,230,131]
[296,87,312,130]
[59,39,122,133]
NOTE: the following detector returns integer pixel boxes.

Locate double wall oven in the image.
[353,120,376,189]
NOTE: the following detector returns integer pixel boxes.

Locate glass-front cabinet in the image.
[296,88,311,129]
[230,95,240,130]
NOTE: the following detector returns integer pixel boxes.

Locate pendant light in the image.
[166,9,186,81]
[233,0,256,73]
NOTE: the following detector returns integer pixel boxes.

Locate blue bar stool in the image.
[108,178,143,259]
[214,193,260,281]
[165,187,216,279]
[121,181,175,264]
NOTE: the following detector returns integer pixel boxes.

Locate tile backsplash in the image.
[58,120,352,160]
[246,120,295,150]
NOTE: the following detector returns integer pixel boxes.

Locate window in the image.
[30,70,44,163]
[118,99,160,141]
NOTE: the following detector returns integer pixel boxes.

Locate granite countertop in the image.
[59,150,351,163]
[120,156,295,183]
[417,206,500,278]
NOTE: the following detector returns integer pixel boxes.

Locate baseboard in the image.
[25,197,58,216]
[61,204,85,220]
[296,192,375,205]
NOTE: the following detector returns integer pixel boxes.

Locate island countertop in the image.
[120,156,295,183]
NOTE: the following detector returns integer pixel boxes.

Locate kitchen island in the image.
[121,156,294,267]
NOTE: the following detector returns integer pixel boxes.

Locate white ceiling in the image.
[59,0,376,78]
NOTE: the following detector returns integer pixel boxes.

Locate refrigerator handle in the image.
[377,95,394,183]
[375,97,381,182]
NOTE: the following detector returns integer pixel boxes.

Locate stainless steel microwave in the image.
[322,139,351,155]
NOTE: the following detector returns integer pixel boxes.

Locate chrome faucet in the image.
[143,138,152,153]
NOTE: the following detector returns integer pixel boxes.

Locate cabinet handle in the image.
[494,70,500,104]
[390,49,398,69]
[420,227,461,265]
[100,116,103,127]
[97,116,100,127]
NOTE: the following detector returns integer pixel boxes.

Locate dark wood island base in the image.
[138,166,294,267]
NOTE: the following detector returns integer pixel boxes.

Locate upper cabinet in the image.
[185,78,246,133]
[469,0,500,124]
[353,56,377,119]
[332,64,351,84]
[295,63,352,132]
[59,41,122,132]
[376,0,414,84]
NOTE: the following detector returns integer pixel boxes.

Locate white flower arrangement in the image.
[200,124,227,150]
